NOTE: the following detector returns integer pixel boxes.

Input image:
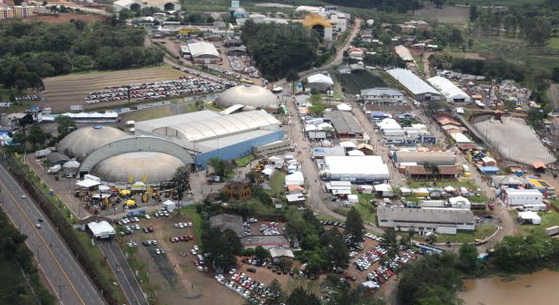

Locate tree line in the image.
[0,209,55,305]
[241,20,323,81]
[0,20,163,90]
[469,2,557,45]
[323,0,421,13]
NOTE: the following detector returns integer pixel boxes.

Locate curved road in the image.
[0,163,105,305]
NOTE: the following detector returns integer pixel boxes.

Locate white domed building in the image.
[215,85,281,112]
[57,126,128,160]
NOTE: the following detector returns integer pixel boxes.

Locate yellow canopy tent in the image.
[120,189,131,195]
[126,199,136,206]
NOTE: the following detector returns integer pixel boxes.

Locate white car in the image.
[21,195,27,199]
[155,248,162,255]
[193,245,199,251]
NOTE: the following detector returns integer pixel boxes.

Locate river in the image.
[460,269,559,305]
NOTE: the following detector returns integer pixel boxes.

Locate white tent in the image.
[348,194,359,204]
[261,167,275,176]
[163,199,177,211]
[374,184,394,197]
[443,185,456,192]
[131,181,147,191]
[285,171,304,186]
[347,150,365,156]
[448,196,471,209]
[98,185,111,193]
[63,160,80,168]
[76,179,101,188]
[518,211,541,225]
[339,141,356,149]
[336,103,352,111]
[87,221,116,239]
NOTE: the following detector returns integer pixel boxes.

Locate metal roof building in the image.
[186,41,220,58]
[322,156,390,182]
[360,87,404,104]
[215,85,280,111]
[324,111,364,137]
[428,76,471,103]
[387,68,440,101]
[377,206,475,234]
[394,151,456,165]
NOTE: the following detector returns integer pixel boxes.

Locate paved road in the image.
[0,163,105,305]
[99,240,149,305]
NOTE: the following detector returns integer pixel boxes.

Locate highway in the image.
[99,240,150,305]
[0,163,106,305]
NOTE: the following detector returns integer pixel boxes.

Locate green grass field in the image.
[335,71,387,94]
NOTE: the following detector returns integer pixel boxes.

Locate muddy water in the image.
[460,270,559,305]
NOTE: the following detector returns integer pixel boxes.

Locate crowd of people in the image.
[84,76,224,104]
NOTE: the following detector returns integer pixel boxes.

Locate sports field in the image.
[41,65,185,111]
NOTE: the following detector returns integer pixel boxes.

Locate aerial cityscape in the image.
[1,0,559,305]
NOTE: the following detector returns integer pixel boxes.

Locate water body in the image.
[460,270,559,305]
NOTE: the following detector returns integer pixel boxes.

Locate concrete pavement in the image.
[0,163,105,305]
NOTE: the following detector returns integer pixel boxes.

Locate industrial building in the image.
[501,188,544,206]
[214,85,280,112]
[183,41,220,64]
[320,156,390,182]
[387,68,440,102]
[393,151,456,166]
[360,87,404,104]
[57,110,283,183]
[427,76,471,103]
[377,206,475,235]
[323,111,364,138]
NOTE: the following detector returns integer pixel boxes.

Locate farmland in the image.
[41,65,186,111]
[334,71,387,94]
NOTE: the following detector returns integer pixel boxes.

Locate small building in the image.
[286,193,306,204]
[226,46,248,56]
[360,87,404,104]
[377,206,475,234]
[404,165,461,180]
[502,188,543,206]
[448,196,471,209]
[186,41,220,64]
[224,180,252,201]
[87,221,116,239]
[269,246,295,262]
[306,73,334,92]
[302,13,333,41]
[492,175,531,188]
[518,211,541,225]
[209,214,244,237]
[323,111,364,138]
[311,146,346,159]
[322,156,390,182]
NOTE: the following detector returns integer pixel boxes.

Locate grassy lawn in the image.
[234,154,255,168]
[335,193,378,226]
[268,171,286,194]
[435,224,498,243]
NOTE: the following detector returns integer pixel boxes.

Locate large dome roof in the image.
[90,152,185,183]
[215,85,280,110]
[57,126,128,160]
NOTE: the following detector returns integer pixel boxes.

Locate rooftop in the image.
[361,87,403,97]
[377,206,475,224]
[324,111,363,134]
[186,41,219,58]
[387,68,439,96]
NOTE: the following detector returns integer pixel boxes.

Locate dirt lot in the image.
[41,65,186,111]
[24,13,105,24]
[120,214,243,305]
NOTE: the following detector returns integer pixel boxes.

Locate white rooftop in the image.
[428,76,471,103]
[387,68,439,96]
[186,41,219,58]
[307,73,334,85]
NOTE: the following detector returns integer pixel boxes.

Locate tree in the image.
[172,165,191,215]
[380,228,399,259]
[469,4,479,22]
[208,157,233,179]
[55,116,76,140]
[286,287,320,305]
[345,207,365,245]
[321,228,350,269]
[26,126,50,150]
[266,279,285,305]
[458,243,478,273]
[254,246,270,260]
[285,70,299,83]
[423,162,440,177]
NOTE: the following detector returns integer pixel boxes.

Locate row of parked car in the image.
[169,235,194,243]
[320,220,346,228]
[364,250,416,291]
[355,245,388,271]
[173,222,193,228]
[216,271,277,304]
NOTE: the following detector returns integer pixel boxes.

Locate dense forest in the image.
[469,0,559,45]
[0,209,54,305]
[0,20,163,90]
[241,20,324,81]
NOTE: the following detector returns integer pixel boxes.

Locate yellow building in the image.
[302,13,333,41]
[1,4,13,19]
[13,2,34,18]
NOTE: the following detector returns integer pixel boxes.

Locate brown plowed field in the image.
[24,12,105,24]
[41,65,185,111]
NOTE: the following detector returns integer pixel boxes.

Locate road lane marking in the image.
[0,169,88,305]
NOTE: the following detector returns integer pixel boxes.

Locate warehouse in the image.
[186,41,220,64]
[360,87,404,104]
[427,76,471,103]
[393,151,456,165]
[58,110,283,183]
[501,188,543,206]
[323,111,364,138]
[320,156,390,182]
[377,206,475,235]
[387,68,440,101]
